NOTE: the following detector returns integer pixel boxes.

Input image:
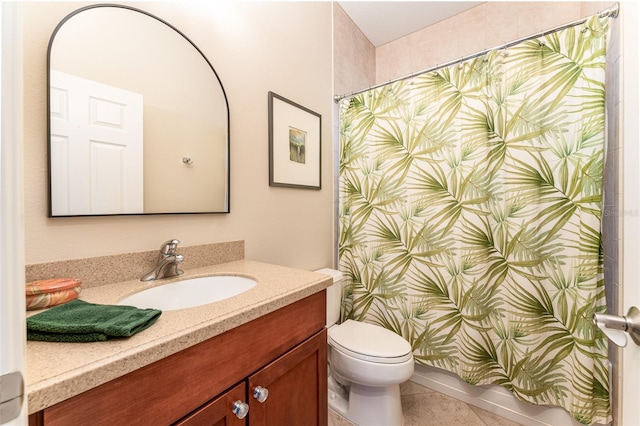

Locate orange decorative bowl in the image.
[26,278,82,310]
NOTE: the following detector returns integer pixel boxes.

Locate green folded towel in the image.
[27,299,162,343]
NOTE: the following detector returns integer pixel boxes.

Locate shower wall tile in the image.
[614,56,622,110]
[455,5,488,59]
[410,21,458,75]
[602,12,621,312]
[484,2,519,49]
[602,13,622,424]
[516,2,582,39]
[333,3,375,96]
[376,38,413,85]
[607,16,622,60]
[376,2,599,85]
[581,2,613,18]
[376,10,467,83]
[375,44,397,84]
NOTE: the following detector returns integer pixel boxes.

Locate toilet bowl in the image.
[315,268,415,426]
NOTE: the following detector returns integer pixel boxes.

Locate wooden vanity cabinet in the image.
[29,291,328,426]
[175,330,327,426]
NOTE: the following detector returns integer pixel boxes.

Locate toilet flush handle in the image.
[253,386,269,403]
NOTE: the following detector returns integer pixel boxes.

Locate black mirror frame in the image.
[46,3,231,217]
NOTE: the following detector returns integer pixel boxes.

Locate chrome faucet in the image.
[141,239,184,281]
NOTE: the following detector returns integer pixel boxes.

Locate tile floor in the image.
[328,380,523,426]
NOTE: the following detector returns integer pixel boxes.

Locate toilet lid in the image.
[328,320,413,364]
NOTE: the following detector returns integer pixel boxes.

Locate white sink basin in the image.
[117,275,257,311]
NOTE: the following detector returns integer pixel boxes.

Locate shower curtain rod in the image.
[334,2,620,102]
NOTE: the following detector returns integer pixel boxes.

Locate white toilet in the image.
[315,268,415,426]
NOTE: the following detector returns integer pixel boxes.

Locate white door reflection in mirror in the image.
[50,70,143,215]
[48,5,230,216]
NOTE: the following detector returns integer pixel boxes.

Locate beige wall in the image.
[23,1,335,270]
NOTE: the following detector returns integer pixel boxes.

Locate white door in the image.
[0,3,26,425]
[621,2,640,425]
[49,70,144,215]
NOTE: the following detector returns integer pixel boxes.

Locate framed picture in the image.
[268,91,321,189]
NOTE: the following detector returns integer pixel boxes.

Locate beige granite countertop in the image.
[26,259,332,414]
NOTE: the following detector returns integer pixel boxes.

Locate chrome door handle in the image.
[593,306,640,347]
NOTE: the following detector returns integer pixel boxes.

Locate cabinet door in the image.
[174,382,247,426]
[247,329,327,426]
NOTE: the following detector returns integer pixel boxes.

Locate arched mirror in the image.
[47,4,229,216]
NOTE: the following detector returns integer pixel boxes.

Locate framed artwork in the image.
[268,91,321,189]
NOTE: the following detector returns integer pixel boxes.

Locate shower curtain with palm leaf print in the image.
[339,15,612,425]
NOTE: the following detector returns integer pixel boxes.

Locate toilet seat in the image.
[328,320,413,364]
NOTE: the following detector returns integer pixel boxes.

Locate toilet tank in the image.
[314,268,343,327]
